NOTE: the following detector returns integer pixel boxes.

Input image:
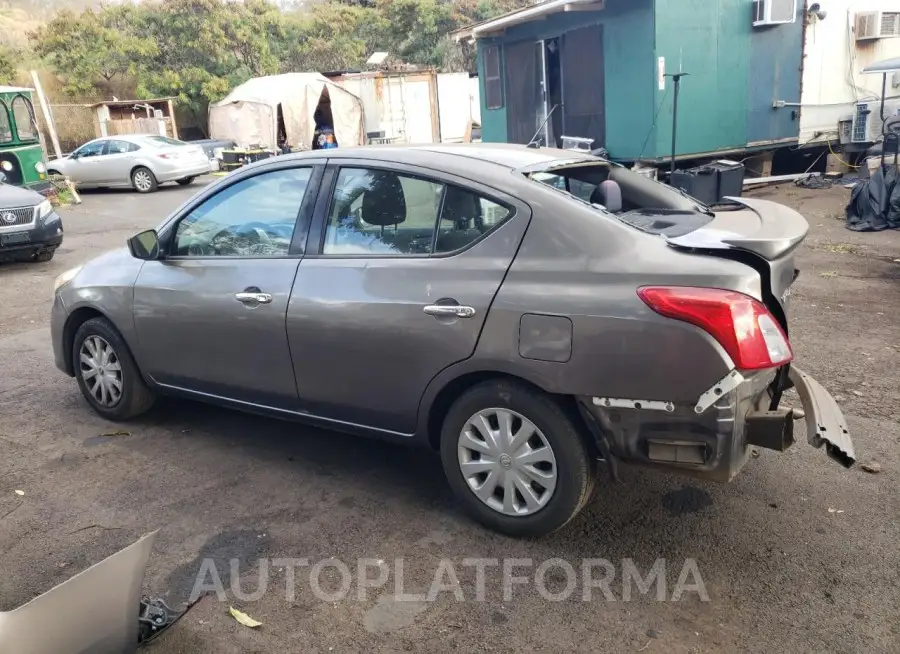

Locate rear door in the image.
[286,160,531,434]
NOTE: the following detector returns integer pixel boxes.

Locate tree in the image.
[134,0,285,131]
[370,0,456,68]
[279,3,373,73]
[30,5,157,97]
[0,45,17,85]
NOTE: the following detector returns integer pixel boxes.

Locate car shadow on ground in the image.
[125,395,731,560]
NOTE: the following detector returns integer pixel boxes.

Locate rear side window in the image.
[106,140,139,154]
[322,167,512,256]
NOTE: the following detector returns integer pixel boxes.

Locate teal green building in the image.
[454,0,804,162]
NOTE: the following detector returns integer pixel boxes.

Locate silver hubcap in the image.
[134,170,152,191]
[79,336,123,407]
[457,408,558,516]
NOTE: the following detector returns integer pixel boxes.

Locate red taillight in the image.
[637,286,793,371]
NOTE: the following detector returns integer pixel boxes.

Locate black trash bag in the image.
[845,164,900,231]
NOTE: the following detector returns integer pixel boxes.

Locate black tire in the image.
[47,169,61,177]
[131,166,158,193]
[32,248,56,262]
[440,380,596,537]
[72,317,155,421]
[176,177,196,186]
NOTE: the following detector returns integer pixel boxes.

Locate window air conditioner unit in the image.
[852,100,900,143]
[855,11,900,40]
[752,0,797,27]
[851,102,872,144]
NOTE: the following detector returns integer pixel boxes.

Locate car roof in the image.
[288,143,596,171]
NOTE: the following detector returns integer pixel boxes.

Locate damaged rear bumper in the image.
[578,365,855,482]
[788,365,855,468]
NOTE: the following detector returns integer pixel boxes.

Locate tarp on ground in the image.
[208,73,364,150]
[845,163,900,232]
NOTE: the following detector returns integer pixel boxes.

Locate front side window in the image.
[74,141,105,158]
[11,96,36,141]
[0,103,11,144]
[173,168,311,257]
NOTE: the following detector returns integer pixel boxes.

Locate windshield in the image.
[140,135,185,148]
[525,162,715,235]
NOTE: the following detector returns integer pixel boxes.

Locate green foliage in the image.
[26,0,531,124]
[31,5,156,97]
[0,45,17,84]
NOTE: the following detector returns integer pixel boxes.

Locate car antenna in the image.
[526,103,562,148]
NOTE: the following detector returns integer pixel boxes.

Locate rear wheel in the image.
[439,380,595,537]
[131,167,158,193]
[72,317,155,420]
[176,177,196,186]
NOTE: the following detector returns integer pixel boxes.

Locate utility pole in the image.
[664,71,688,176]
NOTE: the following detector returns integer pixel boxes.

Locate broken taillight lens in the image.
[637,286,793,371]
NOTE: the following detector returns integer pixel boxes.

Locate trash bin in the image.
[669,166,718,205]
[707,159,745,201]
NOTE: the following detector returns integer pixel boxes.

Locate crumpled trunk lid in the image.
[664,196,808,324]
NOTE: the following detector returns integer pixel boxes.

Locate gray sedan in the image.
[49,144,855,537]
[47,134,211,193]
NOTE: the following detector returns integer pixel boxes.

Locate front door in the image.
[132,164,320,409]
[67,140,107,185]
[286,162,530,434]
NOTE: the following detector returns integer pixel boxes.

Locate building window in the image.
[484,45,504,110]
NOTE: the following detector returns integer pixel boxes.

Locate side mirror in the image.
[127,229,160,260]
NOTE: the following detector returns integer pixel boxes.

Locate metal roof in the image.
[88,97,175,108]
[452,0,606,41]
[861,57,900,75]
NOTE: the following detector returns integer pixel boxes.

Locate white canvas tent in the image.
[208,73,364,150]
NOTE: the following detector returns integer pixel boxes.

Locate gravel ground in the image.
[0,179,898,653]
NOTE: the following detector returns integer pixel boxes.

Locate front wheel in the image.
[72,317,156,420]
[176,177,196,186]
[131,167,158,193]
[32,248,56,262]
[440,380,596,537]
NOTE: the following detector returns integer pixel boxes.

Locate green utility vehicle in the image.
[0,86,49,190]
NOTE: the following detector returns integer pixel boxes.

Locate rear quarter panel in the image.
[470,184,764,403]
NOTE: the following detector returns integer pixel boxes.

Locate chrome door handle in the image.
[235,291,272,304]
[423,304,476,318]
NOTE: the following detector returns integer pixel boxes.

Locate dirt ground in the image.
[0,180,898,653]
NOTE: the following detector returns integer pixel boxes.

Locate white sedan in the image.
[48,134,212,193]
